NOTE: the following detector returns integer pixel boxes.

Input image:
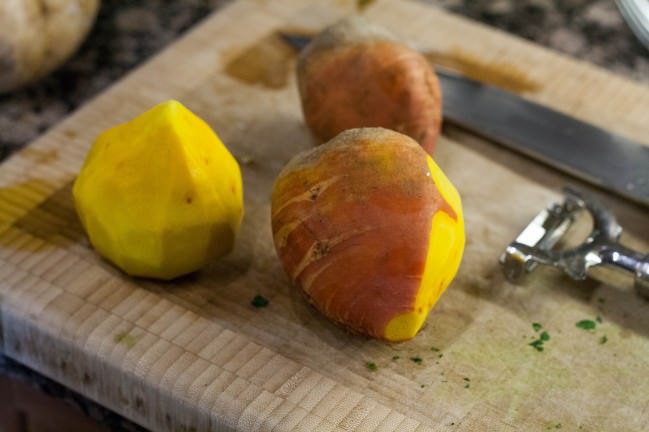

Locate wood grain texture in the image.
[1,0,648,431]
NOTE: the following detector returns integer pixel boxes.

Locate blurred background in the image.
[0,0,648,163]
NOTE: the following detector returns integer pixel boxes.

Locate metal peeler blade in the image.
[500,187,649,299]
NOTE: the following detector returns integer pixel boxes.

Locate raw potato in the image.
[0,0,100,93]
[73,100,244,280]
[271,128,464,341]
[297,17,442,154]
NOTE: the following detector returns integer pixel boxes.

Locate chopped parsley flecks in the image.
[529,330,550,352]
[356,0,376,10]
[410,356,423,365]
[251,295,269,308]
[529,339,545,352]
[113,332,137,348]
[366,361,378,372]
[532,322,543,332]
[576,319,597,331]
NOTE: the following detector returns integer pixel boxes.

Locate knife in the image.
[280,33,649,208]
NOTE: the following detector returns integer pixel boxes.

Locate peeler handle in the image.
[634,254,649,300]
[598,245,649,300]
[501,187,649,300]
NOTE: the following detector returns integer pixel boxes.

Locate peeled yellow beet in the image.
[271,128,464,341]
[297,17,442,154]
[73,100,243,280]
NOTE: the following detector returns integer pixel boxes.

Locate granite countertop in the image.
[0,0,648,163]
[0,0,648,430]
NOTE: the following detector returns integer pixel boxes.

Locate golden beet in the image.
[73,100,244,280]
[297,17,442,154]
[271,128,464,341]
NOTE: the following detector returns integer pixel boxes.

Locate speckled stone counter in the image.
[0,0,232,160]
[0,0,648,430]
[1,0,648,162]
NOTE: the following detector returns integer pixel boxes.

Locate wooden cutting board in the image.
[1,0,648,430]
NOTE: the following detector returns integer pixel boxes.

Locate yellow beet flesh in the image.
[271,128,464,341]
[383,157,464,341]
[73,100,243,279]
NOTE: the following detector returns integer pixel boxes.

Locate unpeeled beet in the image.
[297,17,442,154]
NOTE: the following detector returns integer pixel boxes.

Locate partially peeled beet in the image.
[73,100,243,280]
[271,128,464,341]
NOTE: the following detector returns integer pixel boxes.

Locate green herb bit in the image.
[366,361,378,372]
[600,335,608,344]
[596,315,603,323]
[464,383,470,388]
[529,339,544,352]
[420,384,426,388]
[555,423,562,429]
[392,355,400,361]
[540,331,550,341]
[356,0,375,10]
[251,295,269,308]
[113,332,137,348]
[438,353,443,358]
[532,322,543,332]
[576,319,596,330]
[410,356,423,365]
[463,377,470,381]
[430,346,440,352]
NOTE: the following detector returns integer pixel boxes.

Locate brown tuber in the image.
[297,17,442,154]
[0,0,100,93]
[271,128,464,341]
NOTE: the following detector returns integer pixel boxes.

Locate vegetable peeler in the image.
[500,187,649,299]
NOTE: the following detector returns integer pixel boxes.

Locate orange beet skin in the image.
[297,17,442,154]
[271,128,459,340]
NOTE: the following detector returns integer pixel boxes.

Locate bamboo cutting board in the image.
[1,0,649,430]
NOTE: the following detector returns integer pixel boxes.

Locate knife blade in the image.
[440,70,649,208]
[280,33,649,208]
